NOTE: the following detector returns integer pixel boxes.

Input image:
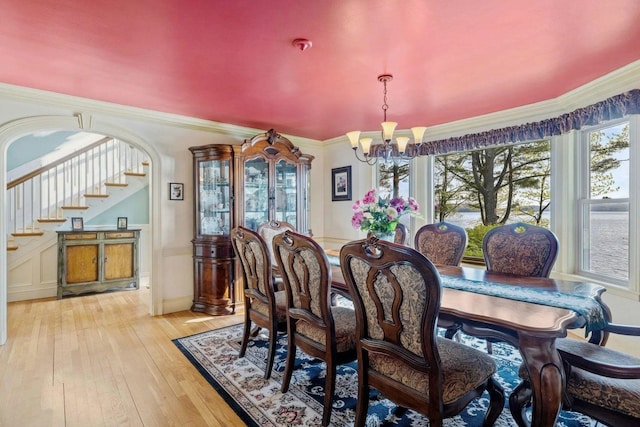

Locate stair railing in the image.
[6,137,148,236]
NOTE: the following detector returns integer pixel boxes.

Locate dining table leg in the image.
[518,334,565,427]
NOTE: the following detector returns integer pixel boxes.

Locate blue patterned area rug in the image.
[173,323,596,426]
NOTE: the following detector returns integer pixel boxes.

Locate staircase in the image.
[6,137,149,301]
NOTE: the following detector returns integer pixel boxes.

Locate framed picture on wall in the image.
[169,182,184,200]
[331,166,352,201]
[117,217,128,230]
[71,217,84,231]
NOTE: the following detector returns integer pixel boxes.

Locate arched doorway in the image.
[0,114,163,345]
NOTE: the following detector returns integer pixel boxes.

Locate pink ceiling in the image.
[2,0,640,141]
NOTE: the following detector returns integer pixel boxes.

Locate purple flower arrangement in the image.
[351,189,419,235]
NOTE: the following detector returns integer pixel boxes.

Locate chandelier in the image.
[346,74,426,165]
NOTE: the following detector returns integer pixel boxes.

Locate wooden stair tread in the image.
[7,245,19,251]
[142,161,150,166]
[104,182,128,187]
[124,172,146,177]
[37,218,67,223]
[84,193,109,198]
[61,205,89,210]
[12,231,45,237]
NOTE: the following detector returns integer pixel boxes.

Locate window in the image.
[433,140,551,258]
[377,159,411,229]
[578,121,630,284]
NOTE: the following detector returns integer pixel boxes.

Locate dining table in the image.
[324,248,610,427]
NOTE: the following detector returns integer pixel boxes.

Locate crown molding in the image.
[2,59,639,149]
[0,82,263,140]
[324,59,640,147]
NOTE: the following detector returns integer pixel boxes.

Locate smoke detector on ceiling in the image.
[292,38,312,52]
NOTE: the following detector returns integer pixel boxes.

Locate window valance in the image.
[372,89,640,157]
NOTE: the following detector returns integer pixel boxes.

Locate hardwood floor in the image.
[0,288,246,427]
[3,286,638,427]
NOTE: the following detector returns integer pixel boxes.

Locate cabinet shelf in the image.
[189,144,235,316]
[234,131,314,234]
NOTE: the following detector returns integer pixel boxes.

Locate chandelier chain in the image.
[382,78,389,122]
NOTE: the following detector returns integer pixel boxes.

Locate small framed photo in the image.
[71,217,84,231]
[331,166,352,202]
[169,182,184,200]
[117,217,128,230]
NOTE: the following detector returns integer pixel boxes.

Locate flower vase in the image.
[373,231,395,242]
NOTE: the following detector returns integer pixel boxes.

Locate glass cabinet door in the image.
[198,159,231,236]
[244,157,269,230]
[275,159,297,225]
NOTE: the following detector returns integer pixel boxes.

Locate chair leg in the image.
[239,313,252,358]
[322,360,337,426]
[483,376,505,427]
[354,370,369,427]
[508,379,532,427]
[281,332,296,393]
[264,324,278,380]
[486,340,493,354]
[444,326,459,339]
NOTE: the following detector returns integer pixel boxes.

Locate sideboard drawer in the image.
[194,243,232,259]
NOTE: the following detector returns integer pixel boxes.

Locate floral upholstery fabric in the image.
[568,367,640,418]
[415,227,464,266]
[484,227,554,277]
[518,338,640,419]
[235,239,269,296]
[296,306,357,352]
[559,339,640,419]
[370,337,497,404]
[278,247,323,318]
[348,258,431,355]
[252,290,287,322]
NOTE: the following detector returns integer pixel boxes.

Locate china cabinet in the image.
[57,229,139,298]
[189,144,235,315]
[233,129,313,234]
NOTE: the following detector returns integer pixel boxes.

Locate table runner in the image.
[327,254,606,334]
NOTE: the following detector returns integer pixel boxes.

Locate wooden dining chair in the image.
[483,222,559,277]
[509,322,640,427]
[414,221,468,266]
[230,226,287,379]
[272,230,358,427]
[480,222,560,353]
[340,236,505,427]
[257,220,296,288]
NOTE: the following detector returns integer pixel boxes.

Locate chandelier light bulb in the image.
[381,121,397,142]
[346,131,361,149]
[411,127,427,144]
[359,137,373,155]
[396,137,410,154]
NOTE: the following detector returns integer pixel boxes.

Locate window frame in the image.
[576,118,635,289]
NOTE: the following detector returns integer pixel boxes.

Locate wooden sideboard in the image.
[57,229,140,299]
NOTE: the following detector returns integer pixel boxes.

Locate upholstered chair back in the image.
[340,236,504,426]
[273,230,357,426]
[483,222,559,277]
[232,226,273,298]
[272,230,331,322]
[414,221,468,266]
[394,223,408,245]
[341,238,442,382]
[257,220,296,269]
[230,226,287,379]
